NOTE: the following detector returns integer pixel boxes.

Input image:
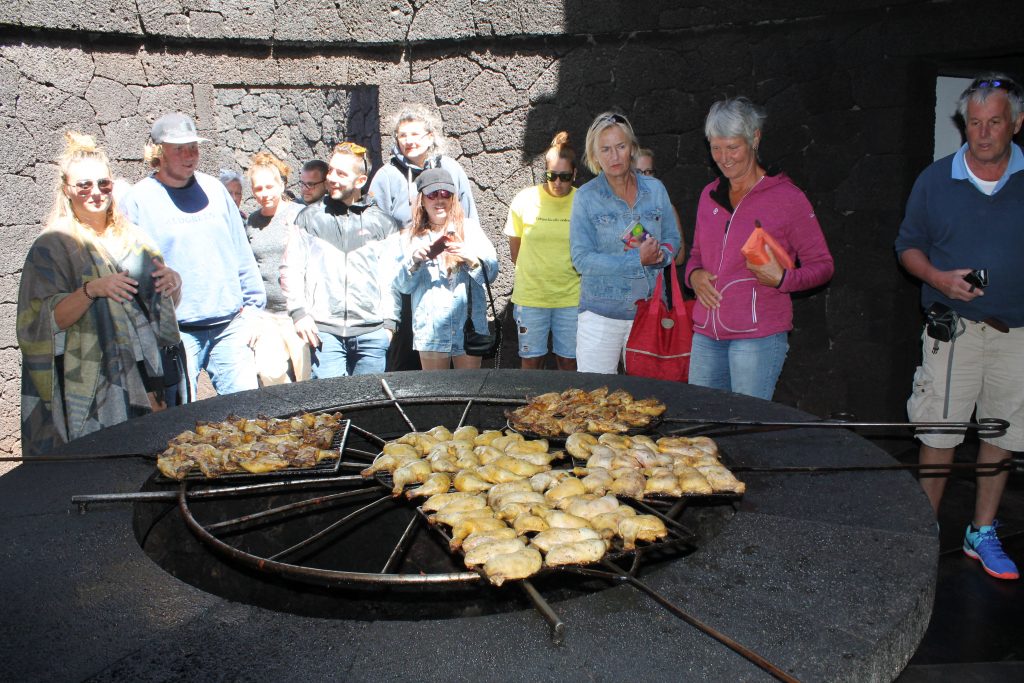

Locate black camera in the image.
[963,268,989,289]
[925,302,960,343]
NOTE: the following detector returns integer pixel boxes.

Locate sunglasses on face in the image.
[545,171,574,182]
[299,180,325,189]
[638,169,656,176]
[425,189,453,200]
[69,178,114,194]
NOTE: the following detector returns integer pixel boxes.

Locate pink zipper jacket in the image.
[684,172,833,340]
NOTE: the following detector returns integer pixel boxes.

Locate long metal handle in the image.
[663,416,1009,437]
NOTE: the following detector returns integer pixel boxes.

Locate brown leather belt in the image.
[980,317,1010,333]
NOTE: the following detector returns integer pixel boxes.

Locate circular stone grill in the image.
[0,371,938,682]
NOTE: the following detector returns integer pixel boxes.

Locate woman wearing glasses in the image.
[393,168,498,370]
[504,131,580,370]
[635,147,685,265]
[569,112,680,374]
[17,132,182,456]
[244,152,309,385]
[685,97,833,399]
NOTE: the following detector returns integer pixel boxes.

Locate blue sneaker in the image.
[963,521,1019,580]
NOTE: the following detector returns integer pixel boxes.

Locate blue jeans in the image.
[179,315,259,402]
[514,304,578,359]
[311,328,390,379]
[689,332,789,400]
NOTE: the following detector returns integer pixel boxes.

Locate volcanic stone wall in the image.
[1,1,1023,455]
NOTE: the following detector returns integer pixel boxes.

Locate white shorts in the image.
[908,320,1024,450]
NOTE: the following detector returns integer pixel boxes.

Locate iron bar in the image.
[457,399,474,430]
[203,486,384,534]
[2,452,154,462]
[343,448,379,461]
[269,494,395,562]
[380,378,417,432]
[732,459,1014,474]
[520,579,566,645]
[663,416,1008,438]
[347,423,387,447]
[381,513,420,574]
[600,560,801,683]
[178,485,480,585]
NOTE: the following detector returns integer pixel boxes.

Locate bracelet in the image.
[82,281,98,301]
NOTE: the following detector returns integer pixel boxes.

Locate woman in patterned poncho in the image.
[17,132,182,456]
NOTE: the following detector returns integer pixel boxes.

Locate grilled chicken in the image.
[482,547,542,586]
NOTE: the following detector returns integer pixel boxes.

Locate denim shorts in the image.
[514,304,577,359]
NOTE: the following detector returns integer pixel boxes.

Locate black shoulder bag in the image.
[463,261,502,359]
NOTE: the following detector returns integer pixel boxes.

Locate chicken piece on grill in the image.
[610,453,641,470]
[513,512,550,535]
[694,464,746,494]
[589,507,638,539]
[529,527,601,553]
[488,489,546,510]
[586,417,630,434]
[454,469,493,493]
[512,438,549,454]
[392,459,432,495]
[493,455,549,478]
[565,494,620,520]
[288,445,319,469]
[429,457,460,474]
[461,527,518,552]
[644,472,683,498]
[452,425,479,441]
[315,448,340,463]
[585,446,617,471]
[527,391,563,410]
[431,507,495,528]
[544,538,609,567]
[449,516,508,549]
[475,464,523,485]
[598,433,633,449]
[406,473,452,499]
[566,432,599,460]
[628,398,667,416]
[619,515,669,550]
[473,430,505,446]
[557,417,587,435]
[193,443,238,478]
[381,442,419,459]
[485,480,534,507]
[473,445,505,465]
[609,469,646,499]
[157,447,195,480]
[555,492,594,511]
[490,434,525,452]
[544,477,587,504]
[421,491,483,513]
[629,434,659,452]
[629,447,670,469]
[529,470,570,493]
[496,502,536,523]
[237,451,291,474]
[454,452,482,470]
[503,447,557,467]
[580,467,614,495]
[169,430,200,445]
[657,436,719,457]
[537,508,591,530]
[426,425,453,442]
[482,547,543,586]
[360,453,419,477]
[673,465,714,495]
[396,432,440,454]
[463,538,528,568]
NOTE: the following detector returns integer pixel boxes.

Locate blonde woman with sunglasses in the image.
[17,132,182,456]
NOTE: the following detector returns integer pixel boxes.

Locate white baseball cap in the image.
[151,113,209,144]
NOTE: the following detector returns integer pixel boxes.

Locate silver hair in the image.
[390,103,446,158]
[219,168,243,185]
[583,111,639,175]
[957,74,1024,121]
[704,97,767,147]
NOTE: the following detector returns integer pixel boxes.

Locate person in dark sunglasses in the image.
[17,132,182,456]
[392,168,498,370]
[635,147,685,265]
[896,73,1024,581]
[504,131,580,371]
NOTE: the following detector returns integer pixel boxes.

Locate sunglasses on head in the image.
[605,113,627,125]
[545,171,574,182]
[969,78,1022,96]
[70,178,114,194]
[425,189,453,200]
[336,141,367,156]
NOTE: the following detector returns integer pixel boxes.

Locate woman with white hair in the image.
[17,132,182,455]
[685,96,834,399]
[569,112,680,374]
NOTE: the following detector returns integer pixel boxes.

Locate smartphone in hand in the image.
[426,234,448,259]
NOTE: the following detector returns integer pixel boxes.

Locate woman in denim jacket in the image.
[393,168,498,370]
[569,112,680,374]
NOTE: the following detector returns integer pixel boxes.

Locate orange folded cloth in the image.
[741,222,795,269]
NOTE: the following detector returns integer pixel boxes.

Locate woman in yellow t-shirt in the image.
[504,132,580,370]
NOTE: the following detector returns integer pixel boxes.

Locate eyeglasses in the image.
[69,178,114,194]
[424,189,453,200]
[299,180,325,189]
[968,78,1022,95]
[605,114,627,125]
[544,171,574,182]
[638,169,656,176]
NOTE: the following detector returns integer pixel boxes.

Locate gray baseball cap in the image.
[151,113,209,144]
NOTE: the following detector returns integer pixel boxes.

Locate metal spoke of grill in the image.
[381,378,417,432]
[520,579,566,645]
[268,494,395,562]
[381,514,420,574]
[203,486,385,534]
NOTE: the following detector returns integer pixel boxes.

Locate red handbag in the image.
[625,259,693,382]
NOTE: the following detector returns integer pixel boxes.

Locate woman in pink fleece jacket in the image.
[685,97,834,400]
